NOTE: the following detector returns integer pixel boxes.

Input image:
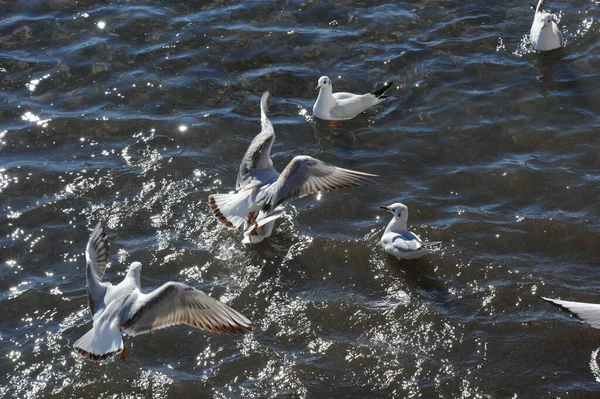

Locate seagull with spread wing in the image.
[73,222,253,363]
[209,91,378,244]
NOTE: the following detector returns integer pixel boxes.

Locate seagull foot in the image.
[119,347,127,362]
[250,220,259,234]
[247,211,256,223]
[328,120,341,128]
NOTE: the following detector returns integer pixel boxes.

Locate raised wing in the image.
[535,0,545,14]
[85,222,110,314]
[261,155,378,212]
[541,297,600,329]
[121,282,253,336]
[236,91,278,190]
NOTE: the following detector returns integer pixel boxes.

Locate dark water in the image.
[1,0,599,397]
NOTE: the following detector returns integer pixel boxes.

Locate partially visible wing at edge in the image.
[262,155,378,212]
[535,0,545,13]
[236,91,278,190]
[541,297,600,329]
[85,222,110,314]
[121,282,254,336]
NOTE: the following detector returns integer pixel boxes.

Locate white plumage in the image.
[209,91,378,244]
[312,76,393,121]
[530,0,563,51]
[73,222,253,363]
[379,203,441,261]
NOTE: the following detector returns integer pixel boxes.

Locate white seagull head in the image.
[380,202,408,218]
[540,13,554,29]
[315,76,332,92]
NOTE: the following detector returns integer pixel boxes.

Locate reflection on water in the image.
[0,0,599,397]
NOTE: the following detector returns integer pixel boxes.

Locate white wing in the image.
[85,222,110,314]
[261,155,378,212]
[236,91,279,190]
[329,93,381,120]
[120,282,253,336]
[542,297,600,329]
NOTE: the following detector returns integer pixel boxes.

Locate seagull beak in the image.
[379,206,389,211]
[315,85,321,91]
[541,23,546,29]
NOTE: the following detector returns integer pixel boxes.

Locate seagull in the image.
[379,203,441,260]
[530,0,563,51]
[73,222,253,363]
[209,91,378,244]
[312,76,393,121]
[541,297,600,329]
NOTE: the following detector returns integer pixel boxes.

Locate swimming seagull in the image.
[380,203,441,260]
[73,222,253,363]
[530,0,563,51]
[313,76,393,121]
[209,91,378,244]
[541,297,600,329]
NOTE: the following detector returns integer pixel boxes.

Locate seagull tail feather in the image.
[371,81,394,99]
[209,190,255,230]
[73,324,123,362]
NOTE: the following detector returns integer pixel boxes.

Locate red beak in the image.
[541,23,546,29]
[315,85,321,91]
[379,206,389,211]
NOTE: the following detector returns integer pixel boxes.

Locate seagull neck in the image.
[316,86,336,108]
[126,268,141,288]
[385,214,408,234]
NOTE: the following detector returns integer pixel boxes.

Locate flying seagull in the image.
[73,222,253,363]
[380,203,441,260]
[209,91,378,244]
[530,0,563,51]
[313,76,393,121]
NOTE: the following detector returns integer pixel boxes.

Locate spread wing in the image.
[236,91,278,190]
[261,155,378,212]
[541,297,600,329]
[120,282,253,336]
[85,222,110,314]
[535,0,545,14]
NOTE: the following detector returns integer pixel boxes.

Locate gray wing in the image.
[541,297,600,329]
[85,222,110,314]
[236,91,278,190]
[261,155,378,212]
[120,282,253,336]
[535,0,545,13]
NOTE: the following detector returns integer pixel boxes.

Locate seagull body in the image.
[541,297,600,329]
[530,0,563,51]
[209,91,378,244]
[379,203,441,260]
[74,222,252,362]
[313,76,393,121]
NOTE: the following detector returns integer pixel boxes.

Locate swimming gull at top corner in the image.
[530,0,563,51]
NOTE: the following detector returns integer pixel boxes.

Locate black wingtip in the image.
[371,81,394,98]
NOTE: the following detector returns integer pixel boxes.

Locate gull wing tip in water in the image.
[541,297,600,329]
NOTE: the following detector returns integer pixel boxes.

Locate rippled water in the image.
[1,1,599,397]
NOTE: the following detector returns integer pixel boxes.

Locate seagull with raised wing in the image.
[313,76,393,121]
[379,203,441,260]
[73,222,253,363]
[530,0,563,51]
[209,91,378,244]
[541,297,600,329]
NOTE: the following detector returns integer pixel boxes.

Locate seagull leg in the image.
[250,220,259,234]
[246,211,255,224]
[119,346,127,362]
[328,120,341,128]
